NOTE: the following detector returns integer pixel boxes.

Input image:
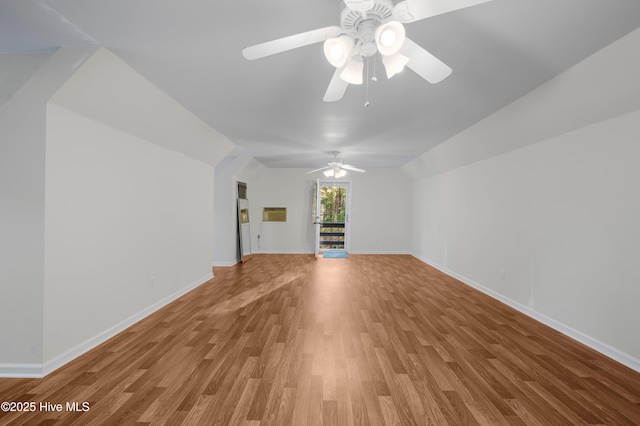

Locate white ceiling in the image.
[2,0,640,169]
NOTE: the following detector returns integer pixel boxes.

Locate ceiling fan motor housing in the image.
[340,0,394,37]
[343,0,375,12]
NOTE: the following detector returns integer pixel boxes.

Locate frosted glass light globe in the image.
[330,44,344,59]
[380,29,397,47]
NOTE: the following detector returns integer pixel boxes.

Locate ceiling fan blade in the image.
[324,67,349,102]
[243,26,342,60]
[400,38,452,84]
[307,166,332,174]
[393,0,493,23]
[340,164,366,173]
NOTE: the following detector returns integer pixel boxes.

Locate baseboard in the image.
[0,273,214,379]
[251,250,411,255]
[254,249,314,254]
[411,253,640,373]
[213,260,239,267]
[0,363,44,378]
[231,250,411,256]
[348,250,412,255]
[213,252,322,264]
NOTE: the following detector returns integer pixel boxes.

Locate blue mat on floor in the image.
[323,251,348,258]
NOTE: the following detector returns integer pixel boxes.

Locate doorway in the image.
[314,180,351,257]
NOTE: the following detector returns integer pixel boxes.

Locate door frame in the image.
[315,179,351,255]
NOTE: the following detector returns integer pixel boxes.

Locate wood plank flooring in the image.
[1,254,639,425]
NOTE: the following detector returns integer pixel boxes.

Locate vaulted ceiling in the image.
[2,0,640,169]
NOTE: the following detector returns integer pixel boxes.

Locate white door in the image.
[316,180,350,254]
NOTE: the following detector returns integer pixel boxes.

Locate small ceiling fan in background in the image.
[307,152,366,178]
[242,0,494,102]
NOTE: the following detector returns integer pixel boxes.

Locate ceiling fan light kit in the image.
[382,52,410,78]
[242,0,494,102]
[307,152,367,177]
[340,59,364,85]
[374,20,406,56]
[324,168,347,178]
[324,35,354,67]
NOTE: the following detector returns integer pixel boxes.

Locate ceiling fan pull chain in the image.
[372,55,378,82]
[364,57,371,107]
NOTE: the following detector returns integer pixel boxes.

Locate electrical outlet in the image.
[149,276,155,288]
[500,269,506,280]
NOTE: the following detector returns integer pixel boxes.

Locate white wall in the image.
[51,50,231,167]
[1,47,234,377]
[409,28,640,371]
[403,27,640,180]
[39,48,233,372]
[250,169,316,254]
[43,104,215,366]
[213,152,267,266]
[0,52,51,113]
[0,48,94,372]
[412,114,640,369]
[248,168,412,255]
[349,169,412,254]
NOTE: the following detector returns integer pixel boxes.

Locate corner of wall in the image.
[404,27,640,181]
[50,47,235,167]
[0,47,97,372]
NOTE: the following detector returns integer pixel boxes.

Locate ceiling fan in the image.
[307,153,366,177]
[242,0,493,102]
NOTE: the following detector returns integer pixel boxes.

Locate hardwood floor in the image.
[1,254,639,425]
